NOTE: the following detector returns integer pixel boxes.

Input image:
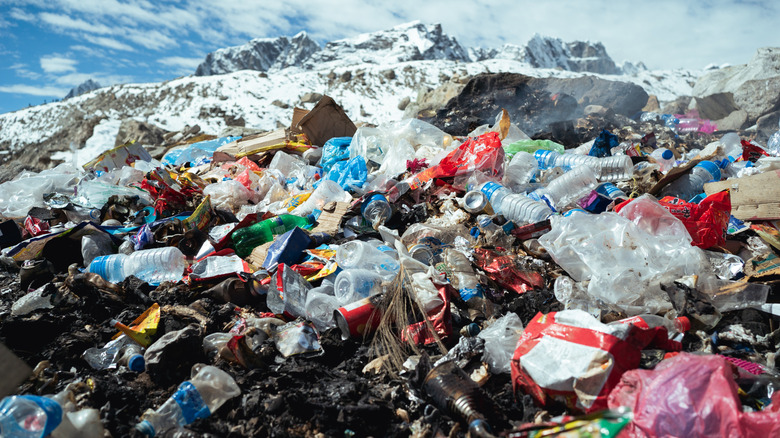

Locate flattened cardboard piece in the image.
[213,129,287,162]
[0,343,32,398]
[291,107,309,132]
[310,201,349,236]
[246,240,275,270]
[704,170,780,220]
[295,96,357,147]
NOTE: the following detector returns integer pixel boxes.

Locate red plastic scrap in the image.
[658,190,731,249]
[608,352,780,438]
[473,248,544,294]
[401,283,453,346]
[511,311,682,414]
[742,139,770,163]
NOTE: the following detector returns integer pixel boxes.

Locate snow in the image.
[51,118,122,166]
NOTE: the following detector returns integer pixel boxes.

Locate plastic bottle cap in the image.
[661,149,673,160]
[136,420,155,436]
[128,354,145,372]
[674,316,691,333]
[696,160,722,181]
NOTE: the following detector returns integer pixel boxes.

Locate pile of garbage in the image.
[1,94,780,438]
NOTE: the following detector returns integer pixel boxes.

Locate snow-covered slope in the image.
[195,31,320,75]
[0,21,700,167]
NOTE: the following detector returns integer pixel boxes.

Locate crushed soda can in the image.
[474,248,544,294]
[334,293,385,340]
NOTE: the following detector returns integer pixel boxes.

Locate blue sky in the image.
[1,0,778,115]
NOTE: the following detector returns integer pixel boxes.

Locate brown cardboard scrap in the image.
[704,170,780,220]
[294,96,357,147]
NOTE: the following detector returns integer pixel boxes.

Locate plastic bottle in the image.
[478,182,551,224]
[650,148,675,173]
[597,155,633,182]
[659,161,721,201]
[0,395,61,438]
[361,194,392,229]
[86,247,187,285]
[719,132,743,161]
[83,334,139,370]
[136,364,240,437]
[291,179,349,216]
[335,240,399,281]
[534,149,600,171]
[231,214,316,258]
[333,269,385,305]
[532,166,598,209]
[116,343,146,372]
[503,151,537,192]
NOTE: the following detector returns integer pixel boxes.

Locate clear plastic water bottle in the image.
[361,194,392,228]
[503,151,537,192]
[660,161,722,201]
[478,181,552,224]
[291,179,349,216]
[0,395,62,438]
[335,240,399,281]
[650,148,675,173]
[136,364,240,437]
[333,269,384,305]
[86,247,187,285]
[719,132,743,161]
[597,155,633,182]
[83,334,144,371]
[532,166,599,209]
[533,150,599,171]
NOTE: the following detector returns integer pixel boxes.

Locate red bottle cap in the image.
[674,316,691,333]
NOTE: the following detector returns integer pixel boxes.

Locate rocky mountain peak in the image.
[195,32,321,76]
[303,21,470,68]
[64,79,101,99]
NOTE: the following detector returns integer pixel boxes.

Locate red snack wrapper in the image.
[401,282,452,346]
[741,139,770,163]
[407,131,504,190]
[658,190,731,249]
[473,248,544,294]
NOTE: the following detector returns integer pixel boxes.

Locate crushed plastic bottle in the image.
[86,247,187,285]
[136,364,240,437]
[478,181,551,224]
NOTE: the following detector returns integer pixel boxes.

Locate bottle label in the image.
[173,381,211,424]
[270,217,286,235]
[479,182,502,200]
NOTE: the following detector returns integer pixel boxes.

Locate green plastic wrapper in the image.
[504,139,565,159]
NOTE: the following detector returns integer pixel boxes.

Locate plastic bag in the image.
[540,195,707,314]
[588,130,618,157]
[608,353,780,438]
[477,313,523,374]
[161,136,241,166]
[323,156,367,191]
[319,136,352,172]
[511,310,680,413]
[203,180,255,213]
[407,132,504,190]
[658,190,731,249]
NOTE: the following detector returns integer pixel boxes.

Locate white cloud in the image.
[39,12,114,34]
[9,7,35,22]
[9,63,42,80]
[40,55,78,74]
[125,30,178,51]
[83,35,135,51]
[0,84,69,97]
[158,56,202,70]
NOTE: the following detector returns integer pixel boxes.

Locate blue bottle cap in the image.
[136,419,155,436]
[696,160,721,182]
[661,149,673,160]
[128,354,145,372]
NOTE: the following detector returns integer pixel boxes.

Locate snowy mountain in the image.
[64,79,102,100]
[195,31,320,75]
[0,21,699,170]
